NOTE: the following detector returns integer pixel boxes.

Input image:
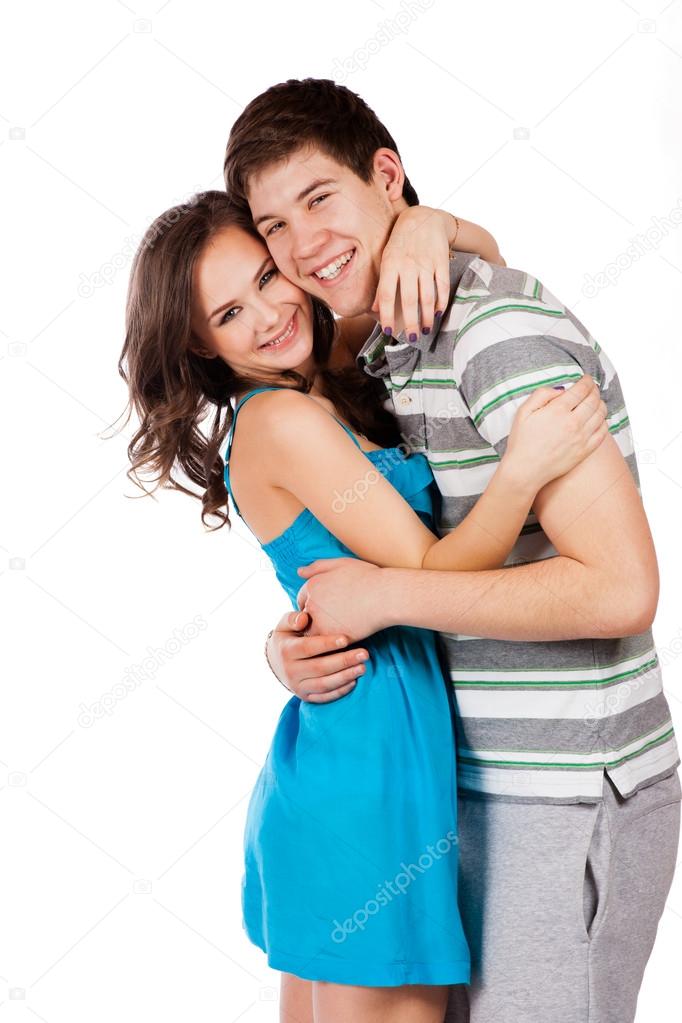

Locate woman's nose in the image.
[253,299,282,333]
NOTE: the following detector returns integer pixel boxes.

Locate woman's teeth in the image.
[315,250,354,280]
[261,317,295,349]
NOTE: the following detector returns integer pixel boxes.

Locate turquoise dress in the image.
[224,386,470,987]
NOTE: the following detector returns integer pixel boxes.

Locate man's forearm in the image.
[379,555,649,641]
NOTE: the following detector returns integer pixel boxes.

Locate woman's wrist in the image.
[445,214,504,265]
[496,455,539,507]
[441,211,460,249]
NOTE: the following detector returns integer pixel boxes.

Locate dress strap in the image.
[224,384,364,520]
[224,385,363,466]
[224,386,282,465]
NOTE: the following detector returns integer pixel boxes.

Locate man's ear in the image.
[371,147,406,204]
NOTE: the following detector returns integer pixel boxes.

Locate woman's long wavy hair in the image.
[116,190,402,531]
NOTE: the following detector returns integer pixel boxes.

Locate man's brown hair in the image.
[223,77,419,208]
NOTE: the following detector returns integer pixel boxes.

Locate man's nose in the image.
[290,220,328,263]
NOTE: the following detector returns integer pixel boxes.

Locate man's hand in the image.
[266,609,370,704]
[296,558,389,642]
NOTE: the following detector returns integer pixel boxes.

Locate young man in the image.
[224,79,681,1023]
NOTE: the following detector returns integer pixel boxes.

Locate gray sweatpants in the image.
[445,769,682,1023]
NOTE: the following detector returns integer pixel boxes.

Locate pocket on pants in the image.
[577,801,605,942]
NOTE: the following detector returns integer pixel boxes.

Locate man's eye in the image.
[266,222,283,237]
[310,194,329,207]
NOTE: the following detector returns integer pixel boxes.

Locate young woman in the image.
[119,191,607,1023]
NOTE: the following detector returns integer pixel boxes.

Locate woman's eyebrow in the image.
[207,256,272,322]
[253,178,338,228]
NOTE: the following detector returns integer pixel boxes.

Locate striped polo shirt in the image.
[356,251,680,803]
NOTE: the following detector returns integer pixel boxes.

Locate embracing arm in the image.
[337,207,505,358]
[247,381,605,577]
[302,426,658,642]
[449,214,505,265]
[283,431,655,700]
[421,375,607,570]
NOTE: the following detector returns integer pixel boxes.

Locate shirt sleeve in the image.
[453,281,605,457]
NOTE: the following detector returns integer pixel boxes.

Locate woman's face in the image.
[190,225,316,382]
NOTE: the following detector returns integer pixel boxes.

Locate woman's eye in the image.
[266,222,283,237]
[219,306,239,325]
[259,268,278,288]
[310,194,329,208]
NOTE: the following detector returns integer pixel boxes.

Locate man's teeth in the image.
[261,318,295,349]
[315,250,354,280]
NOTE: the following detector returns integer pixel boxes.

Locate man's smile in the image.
[309,248,356,285]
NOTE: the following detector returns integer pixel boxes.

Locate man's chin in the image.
[322,287,374,320]
[302,272,375,319]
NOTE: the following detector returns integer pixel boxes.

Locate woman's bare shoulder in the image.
[232,387,336,462]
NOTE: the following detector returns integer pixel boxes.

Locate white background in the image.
[2,1,682,1020]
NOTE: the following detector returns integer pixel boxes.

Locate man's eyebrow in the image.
[253,178,338,229]
[207,255,273,323]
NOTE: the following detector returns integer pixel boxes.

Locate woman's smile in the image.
[257,309,300,353]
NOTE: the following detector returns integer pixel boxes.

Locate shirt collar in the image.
[356,250,480,379]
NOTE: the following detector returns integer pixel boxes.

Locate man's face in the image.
[246,146,407,319]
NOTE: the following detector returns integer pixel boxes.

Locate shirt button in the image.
[399,395,412,406]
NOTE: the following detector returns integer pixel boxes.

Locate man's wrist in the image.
[375,567,411,629]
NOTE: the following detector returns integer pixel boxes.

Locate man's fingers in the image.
[299,659,367,698]
[290,641,369,679]
[297,558,345,578]
[275,609,310,634]
[304,680,359,704]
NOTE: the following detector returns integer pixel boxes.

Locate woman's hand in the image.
[503,374,609,495]
[373,208,505,340]
[373,206,451,340]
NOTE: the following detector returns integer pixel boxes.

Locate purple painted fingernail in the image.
[383,325,392,337]
[435,310,443,318]
[409,332,418,343]
[552,385,565,390]
[422,326,431,335]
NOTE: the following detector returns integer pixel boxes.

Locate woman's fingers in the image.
[375,259,449,338]
[434,270,449,324]
[582,407,610,443]
[560,373,595,408]
[418,271,436,334]
[375,263,399,336]
[568,388,606,428]
[399,273,420,342]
